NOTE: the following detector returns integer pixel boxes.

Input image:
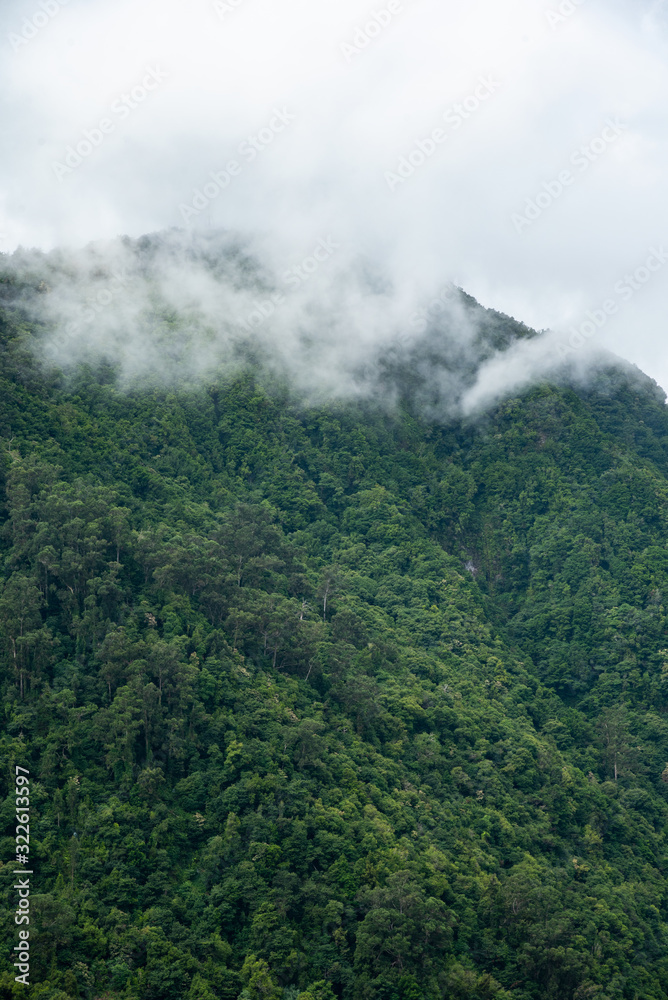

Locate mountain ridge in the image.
[2,242,668,1000]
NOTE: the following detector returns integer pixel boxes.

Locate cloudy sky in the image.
[1,0,667,390]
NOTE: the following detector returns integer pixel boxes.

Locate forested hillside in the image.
[3,247,668,1000]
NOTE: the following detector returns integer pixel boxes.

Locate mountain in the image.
[2,237,668,1000]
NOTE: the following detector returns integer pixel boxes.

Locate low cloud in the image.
[3,227,639,423]
[1,0,667,398]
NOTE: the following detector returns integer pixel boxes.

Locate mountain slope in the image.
[2,259,668,1000]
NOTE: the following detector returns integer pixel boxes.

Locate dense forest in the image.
[3,237,668,1000]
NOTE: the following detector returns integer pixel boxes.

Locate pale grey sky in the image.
[1,0,667,391]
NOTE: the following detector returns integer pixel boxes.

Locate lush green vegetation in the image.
[3,264,668,1000]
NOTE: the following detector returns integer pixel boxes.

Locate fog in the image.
[2,228,622,420]
[1,0,667,401]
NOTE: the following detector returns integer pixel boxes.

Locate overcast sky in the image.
[1,0,667,391]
